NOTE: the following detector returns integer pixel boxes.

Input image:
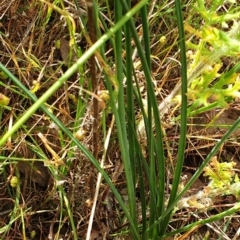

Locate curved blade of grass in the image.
[137,4,157,237]
[132,72,151,237]
[142,4,170,237]
[158,0,188,236]
[113,0,138,235]
[125,1,135,185]
[123,0,139,230]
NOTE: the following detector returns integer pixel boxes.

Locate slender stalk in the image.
[86,0,99,159]
[114,0,138,235]
[159,0,188,236]
[120,0,166,237]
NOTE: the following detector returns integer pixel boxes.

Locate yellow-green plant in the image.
[176,156,240,213]
[185,0,240,111]
[204,156,240,198]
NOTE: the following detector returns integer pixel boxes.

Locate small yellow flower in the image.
[10,176,19,188]
[30,230,36,239]
[98,90,109,101]
[75,128,86,141]
[30,80,41,93]
[159,36,166,44]
[0,93,10,106]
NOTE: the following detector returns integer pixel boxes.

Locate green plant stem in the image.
[87,0,99,159]
[159,0,188,236]
[120,0,166,238]
[114,0,138,236]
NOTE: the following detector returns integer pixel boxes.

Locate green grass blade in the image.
[159,0,188,235]
[120,0,166,237]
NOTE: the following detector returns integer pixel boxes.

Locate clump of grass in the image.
[1,0,240,239]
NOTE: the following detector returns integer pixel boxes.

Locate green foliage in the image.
[203,157,240,199]
[185,0,240,109]
[1,0,240,239]
[204,156,236,189]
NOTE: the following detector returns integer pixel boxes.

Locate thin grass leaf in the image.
[158,0,188,236]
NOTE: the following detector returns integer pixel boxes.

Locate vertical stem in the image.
[86,0,99,159]
[159,0,187,236]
